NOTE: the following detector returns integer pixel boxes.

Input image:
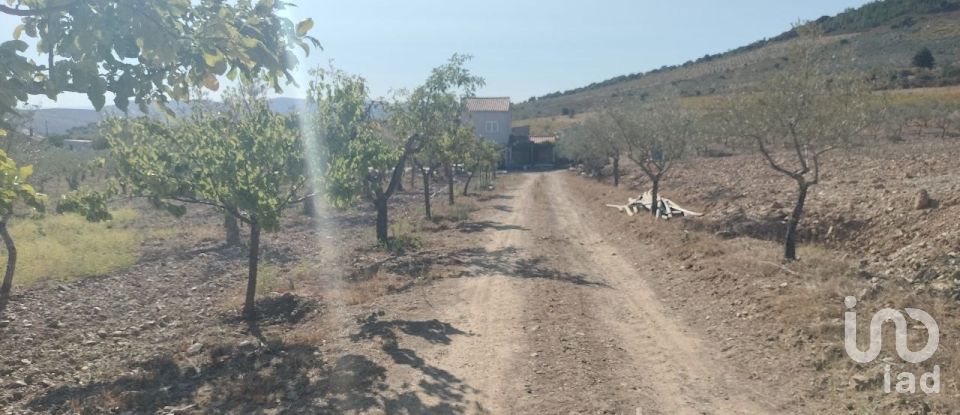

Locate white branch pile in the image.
[607,190,704,220]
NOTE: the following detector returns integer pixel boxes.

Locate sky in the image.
[3,0,875,109]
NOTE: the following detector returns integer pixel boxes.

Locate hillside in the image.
[514,0,960,122]
[23,97,307,136]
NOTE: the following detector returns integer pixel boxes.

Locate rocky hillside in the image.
[514,0,960,121]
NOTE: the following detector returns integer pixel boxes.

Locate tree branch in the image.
[0,2,77,17]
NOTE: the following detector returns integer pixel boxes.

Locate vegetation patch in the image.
[1,209,141,288]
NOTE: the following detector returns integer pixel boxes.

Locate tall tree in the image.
[725,27,875,261]
[104,89,308,319]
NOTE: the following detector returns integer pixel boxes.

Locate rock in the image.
[6,380,28,389]
[186,343,204,356]
[850,375,872,391]
[913,189,931,210]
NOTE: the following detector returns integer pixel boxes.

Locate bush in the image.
[381,220,422,254]
[913,47,936,69]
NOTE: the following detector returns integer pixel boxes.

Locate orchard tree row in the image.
[559,26,887,262]
[0,1,500,320]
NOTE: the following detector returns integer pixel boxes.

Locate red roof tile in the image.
[464,97,510,112]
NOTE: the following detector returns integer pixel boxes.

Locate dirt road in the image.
[359,172,776,414]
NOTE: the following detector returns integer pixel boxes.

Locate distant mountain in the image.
[514,0,960,122]
[24,98,308,136]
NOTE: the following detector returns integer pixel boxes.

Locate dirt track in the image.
[358,172,776,414]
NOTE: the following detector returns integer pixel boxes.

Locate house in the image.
[463,97,557,169]
[463,97,511,146]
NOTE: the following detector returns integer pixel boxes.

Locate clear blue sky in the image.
[4,0,873,109]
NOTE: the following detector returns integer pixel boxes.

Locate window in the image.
[485,120,500,133]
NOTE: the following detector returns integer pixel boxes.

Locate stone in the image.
[186,343,203,356]
[913,189,932,210]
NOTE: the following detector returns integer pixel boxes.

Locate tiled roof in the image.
[529,136,556,144]
[464,97,510,112]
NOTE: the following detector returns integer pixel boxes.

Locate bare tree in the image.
[610,101,693,217]
[725,27,876,261]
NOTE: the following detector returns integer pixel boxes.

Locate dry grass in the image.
[1,209,142,288]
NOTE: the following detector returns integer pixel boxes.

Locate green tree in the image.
[913,47,936,69]
[0,148,44,302]
[393,55,484,217]
[104,89,308,319]
[307,68,420,244]
[1,0,318,119]
[462,137,500,196]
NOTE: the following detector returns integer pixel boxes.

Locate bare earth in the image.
[346,172,775,414]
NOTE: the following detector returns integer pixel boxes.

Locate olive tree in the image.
[105,90,308,319]
[725,28,874,261]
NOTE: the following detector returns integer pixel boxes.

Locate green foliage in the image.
[56,187,113,222]
[394,54,485,172]
[308,68,402,208]
[105,89,306,230]
[913,47,936,69]
[0,149,44,217]
[0,209,140,287]
[0,0,320,121]
[381,220,422,254]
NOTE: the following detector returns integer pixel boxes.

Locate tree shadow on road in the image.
[451,247,610,287]
[382,247,609,289]
[349,313,484,414]
[477,194,514,202]
[456,220,528,233]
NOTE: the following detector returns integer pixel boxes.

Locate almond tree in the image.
[610,101,693,216]
[105,89,308,319]
[725,28,874,261]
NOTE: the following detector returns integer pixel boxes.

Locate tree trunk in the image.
[409,164,417,190]
[463,166,477,196]
[243,222,261,320]
[422,169,432,220]
[224,214,241,246]
[650,176,660,218]
[784,182,809,261]
[0,220,17,302]
[612,156,620,187]
[302,195,317,217]
[375,196,389,244]
[445,163,455,205]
